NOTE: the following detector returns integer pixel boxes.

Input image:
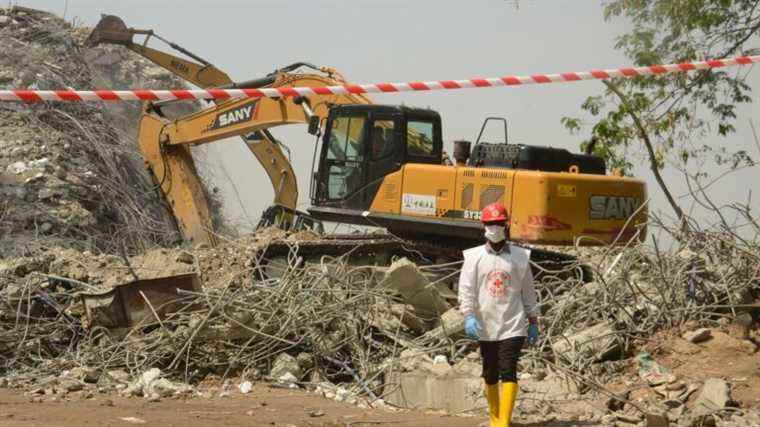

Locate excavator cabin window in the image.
[371,120,396,160]
[406,121,435,157]
[315,105,443,208]
[324,114,367,201]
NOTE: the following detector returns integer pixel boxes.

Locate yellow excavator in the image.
[87,16,648,271]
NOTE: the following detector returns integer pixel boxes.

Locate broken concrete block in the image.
[238,381,252,394]
[270,353,302,380]
[694,378,736,414]
[58,378,84,393]
[120,368,189,398]
[150,378,184,398]
[552,321,620,361]
[105,369,130,385]
[683,328,711,343]
[395,349,435,372]
[276,373,299,389]
[419,308,465,341]
[123,368,161,397]
[379,258,450,318]
[385,367,484,413]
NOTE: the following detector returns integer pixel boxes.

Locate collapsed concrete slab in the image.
[385,357,484,413]
[420,307,465,342]
[379,258,451,319]
[552,321,620,361]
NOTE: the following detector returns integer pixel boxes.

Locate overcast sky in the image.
[21,0,760,238]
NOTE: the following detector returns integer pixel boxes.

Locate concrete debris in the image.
[0,7,207,259]
[275,373,299,389]
[419,307,465,341]
[314,382,360,405]
[385,363,484,413]
[552,321,620,361]
[238,381,253,394]
[683,327,712,343]
[270,354,303,381]
[693,378,736,414]
[380,258,451,318]
[123,368,191,399]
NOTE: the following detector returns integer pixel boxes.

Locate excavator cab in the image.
[311,105,443,211]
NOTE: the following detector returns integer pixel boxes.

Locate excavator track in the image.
[259,233,592,283]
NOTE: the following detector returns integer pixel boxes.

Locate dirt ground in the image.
[0,328,757,427]
[0,384,488,427]
[644,328,760,408]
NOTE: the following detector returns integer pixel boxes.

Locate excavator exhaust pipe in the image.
[86,15,135,47]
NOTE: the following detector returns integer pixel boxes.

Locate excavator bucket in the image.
[86,15,134,46]
[79,273,201,330]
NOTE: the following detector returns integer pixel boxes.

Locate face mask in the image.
[484,224,506,243]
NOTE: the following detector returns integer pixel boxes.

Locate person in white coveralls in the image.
[458,202,539,427]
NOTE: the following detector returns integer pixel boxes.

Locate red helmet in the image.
[481,202,509,223]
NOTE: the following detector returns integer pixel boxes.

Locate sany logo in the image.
[589,195,641,220]
[207,100,258,131]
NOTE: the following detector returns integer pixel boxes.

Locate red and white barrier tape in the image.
[1,55,758,102]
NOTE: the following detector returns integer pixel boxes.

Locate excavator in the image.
[87,16,648,275]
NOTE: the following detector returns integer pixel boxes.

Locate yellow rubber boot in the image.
[484,383,500,426]
[499,382,518,426]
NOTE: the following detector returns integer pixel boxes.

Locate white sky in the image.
[21,0,760,236]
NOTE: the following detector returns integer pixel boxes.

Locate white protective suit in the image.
[458,243,538,341]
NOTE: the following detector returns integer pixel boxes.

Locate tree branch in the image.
[603,80,687,234]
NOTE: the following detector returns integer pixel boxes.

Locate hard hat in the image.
[481,202,509,223]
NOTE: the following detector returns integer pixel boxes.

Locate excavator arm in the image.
[87,15,232,87]
[87,16,337,234]
[138,71,372,245]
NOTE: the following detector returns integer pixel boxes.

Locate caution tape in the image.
[1,55,758,102]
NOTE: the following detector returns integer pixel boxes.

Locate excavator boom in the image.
[87,15,232,87]
[88,15,317,231]
[137,71,371,245]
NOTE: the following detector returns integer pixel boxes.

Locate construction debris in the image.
[683,327,712,344]
[1,224,757,422]
[380,258,451,319]
[0,6,211,259]
[694,378,736,414]
[552,321,621,362]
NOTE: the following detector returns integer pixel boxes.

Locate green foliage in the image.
[563,0,760,174]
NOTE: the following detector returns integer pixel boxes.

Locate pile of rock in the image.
[0,6,207,258]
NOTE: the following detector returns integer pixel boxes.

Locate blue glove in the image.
[464,315,482,339]
[527,323,539,346]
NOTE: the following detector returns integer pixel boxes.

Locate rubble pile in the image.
[0,223,758,423]
[0,6,206,259]
[539,229,760,375]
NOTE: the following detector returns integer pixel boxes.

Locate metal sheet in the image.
[80,273,201,329]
